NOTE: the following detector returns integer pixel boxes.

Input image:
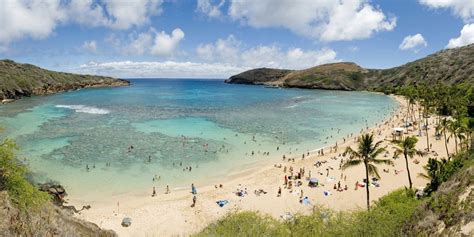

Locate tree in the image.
[393,136,419,189]
[437,118,451,158]
[343,134,394,210]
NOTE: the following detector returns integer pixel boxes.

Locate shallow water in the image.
[0,79,397,199]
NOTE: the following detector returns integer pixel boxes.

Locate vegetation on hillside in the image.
[0,139,49,210]
[0,135,116,236]
[0,59,129,100]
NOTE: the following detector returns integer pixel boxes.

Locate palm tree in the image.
[448,120,461,154]
[343,134,394,210]
[437,118,450,158]
[393,136,419,189]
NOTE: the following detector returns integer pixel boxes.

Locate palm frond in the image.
[367,164,380,178]
[342,159,363,170]
[372,158,394,166]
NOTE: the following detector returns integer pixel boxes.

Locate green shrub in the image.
[195,189,420,237]
[0,139,50,211]
[196,211,286,237]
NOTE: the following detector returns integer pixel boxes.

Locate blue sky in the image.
[1,0,473,78]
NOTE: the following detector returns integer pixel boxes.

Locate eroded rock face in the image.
[0,191,116,236]
[40,183,68,206]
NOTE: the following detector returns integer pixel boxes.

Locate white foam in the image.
[55,105,110,115]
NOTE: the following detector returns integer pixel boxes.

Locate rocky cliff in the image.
[0,59,129,100]
[0,191,116,236]
[226,44,474,90]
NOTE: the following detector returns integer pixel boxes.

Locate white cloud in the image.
[419,0,474,22]
[82,40,98,53]
[196,35,240,62]
[122,28,185,56]
[103,0,163,29]
[151,28,185,56]
[74,60,249,78]
[125,31,154,55]
[447,23,474,48]
[399,34,428,51]
[0,0,66,45]
[197,35,339,69]
[197,0,226,18]
[228,0,396,41]
[0,0,163,46]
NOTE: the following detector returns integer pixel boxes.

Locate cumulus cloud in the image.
[0,0,163,46]
[122,28,185,56]
[447,23,474,48]
[81,40,98,53]
[151,28,185,56]
[399,34,428,51]
[196,0,226,18]
[419,0,474,22]
[0,0,66,45]
[228,0,396,41]
[74,60,249,78]
[196,35,338,69]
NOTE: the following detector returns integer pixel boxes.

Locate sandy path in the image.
[68,95,454,236]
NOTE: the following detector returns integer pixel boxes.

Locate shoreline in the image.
[66,94,448,236]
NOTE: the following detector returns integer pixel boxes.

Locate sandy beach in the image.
[68,95,455,236]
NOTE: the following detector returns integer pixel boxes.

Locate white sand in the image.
[68,95,455,236]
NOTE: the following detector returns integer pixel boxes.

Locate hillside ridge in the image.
[226,44,474,90]
[0,59,129,100]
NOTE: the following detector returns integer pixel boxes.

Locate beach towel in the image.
[216,200,229,207]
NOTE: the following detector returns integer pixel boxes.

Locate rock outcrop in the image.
[0,191,116,236]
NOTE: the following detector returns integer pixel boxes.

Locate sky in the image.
[1,0,474,79]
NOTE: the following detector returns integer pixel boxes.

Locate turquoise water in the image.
[0,79,397,199]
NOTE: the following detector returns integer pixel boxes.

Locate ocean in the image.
[0,79,397,200]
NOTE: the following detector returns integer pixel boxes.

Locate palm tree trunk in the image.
[404,152,412,189]
[364,161,370,211]
[444,130,449,159]
[425,117,430,151]
[455,137,458,154]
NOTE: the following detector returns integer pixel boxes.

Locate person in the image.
[152,187,156,197]
[191,183,197,194]
[192,195,196,207]
[166,185,170,194]
[277,187,282,197]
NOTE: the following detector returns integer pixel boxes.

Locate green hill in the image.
[0,59,129,100]
[226,44,474,90]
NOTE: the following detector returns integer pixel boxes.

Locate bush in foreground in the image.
[0,139,49,210]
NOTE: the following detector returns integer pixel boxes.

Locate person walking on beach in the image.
[191,183,197,194]
[277,187,282,197]
[166,185,170,194]
[192,195,197,207]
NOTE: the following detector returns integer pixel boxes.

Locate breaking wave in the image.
[55,105,110,115]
